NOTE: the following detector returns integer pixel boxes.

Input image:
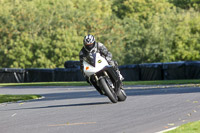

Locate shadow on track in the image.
[3,86,200,111]
[39,86,200,101]
[6,101,110,111]
[39,91,102,101]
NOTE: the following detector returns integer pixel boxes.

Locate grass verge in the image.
[0,94,42,103]
[166,121,200,133]
[0,79,200,86]
[0,81,87,86]
[124,79,200,85]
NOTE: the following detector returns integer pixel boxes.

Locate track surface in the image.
[0,85,200,133]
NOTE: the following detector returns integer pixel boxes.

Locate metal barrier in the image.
[0,61,200,83]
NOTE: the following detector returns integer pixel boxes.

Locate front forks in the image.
[93,71,109,81]
[95,71,114,89]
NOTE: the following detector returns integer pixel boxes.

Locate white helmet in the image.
[83,34,96,51]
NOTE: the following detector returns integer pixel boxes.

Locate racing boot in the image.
[115,69,124,89]
[108,60,124,81]
[116,69,124,81]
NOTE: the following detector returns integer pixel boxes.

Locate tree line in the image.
[0,0,200,68]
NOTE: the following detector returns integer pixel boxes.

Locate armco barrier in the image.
[0,68,25,83]
[163,61,185,80]
[54,68,85,81]
[185,61,200,79]
[119,65,139,81]
[25,69,54,82]
[1,61,200,83]
[139,63,163,80]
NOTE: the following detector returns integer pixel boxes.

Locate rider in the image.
[79,34,124,85]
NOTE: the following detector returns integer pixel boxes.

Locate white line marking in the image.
[11,113,17,117]
[48,122,96,127]
[155,126,178,133]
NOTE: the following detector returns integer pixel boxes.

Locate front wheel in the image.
[99,78,118,103]
[117,89,127,102]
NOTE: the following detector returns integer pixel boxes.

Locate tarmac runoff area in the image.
[0,84,200,133]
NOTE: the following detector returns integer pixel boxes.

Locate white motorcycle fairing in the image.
[82,52,127,103]
[83,53,109,77]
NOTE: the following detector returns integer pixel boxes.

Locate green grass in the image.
[124,79,200,85]
[166,121,200,133]
[0,79,199,86]
[0,81,88,87]
[0,94,41,103]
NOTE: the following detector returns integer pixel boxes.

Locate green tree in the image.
[112,0,173,22]
[0,0,122,68]
[0,0,200,68]
[168,0,200,11]
[170,10,200,61]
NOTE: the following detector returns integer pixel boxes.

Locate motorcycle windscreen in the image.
[86,52,96,67]
[83,53,109,77]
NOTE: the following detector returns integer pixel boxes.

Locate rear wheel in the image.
[99,78,118,103]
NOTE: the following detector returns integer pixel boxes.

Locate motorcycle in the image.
[83,52,127,103]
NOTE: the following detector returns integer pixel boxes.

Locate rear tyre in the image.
[117,89,127,102]
[100,78,118,103]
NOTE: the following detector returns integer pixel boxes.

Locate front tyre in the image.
[99,78,118,103]
[117,89,127,102]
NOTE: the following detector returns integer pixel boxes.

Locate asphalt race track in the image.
[1,85,200,133]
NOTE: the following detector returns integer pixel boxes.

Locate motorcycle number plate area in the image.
[83,53,108,77]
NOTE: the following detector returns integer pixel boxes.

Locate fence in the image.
[1,61,200,83]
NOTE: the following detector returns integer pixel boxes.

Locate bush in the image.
[0,0,200,68]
